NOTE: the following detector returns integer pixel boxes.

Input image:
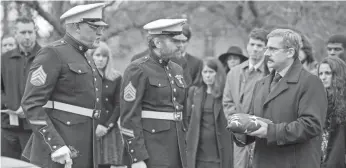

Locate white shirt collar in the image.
[277,61,294,77]
[249,58,264,71]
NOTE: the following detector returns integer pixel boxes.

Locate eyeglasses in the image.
[84,22,105,32]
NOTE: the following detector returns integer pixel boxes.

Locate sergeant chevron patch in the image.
[30,65,47,86]
[124,82,136,102]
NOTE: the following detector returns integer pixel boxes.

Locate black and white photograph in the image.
[1,1,346,168]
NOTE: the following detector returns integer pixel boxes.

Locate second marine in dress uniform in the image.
[21,3,107,168]
[120,19,188,168]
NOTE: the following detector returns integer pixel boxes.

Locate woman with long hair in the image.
[89,41,124,168]
[318,56,346,168]
[186,58,233,168]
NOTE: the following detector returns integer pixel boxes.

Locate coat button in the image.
[106,110,109,113]
[96,98,99,102]
[94,112,99,117]
[173,88,176,92]
[152,129,156,133]
[133,158,137,162]
[158,83,161,87]
[94,78,97,81]
[78,70,82,73]
[93,69,96,72]
[48,137,51,141]
[176,106,179,109]
[88,61,91,64]
[169,73,172,77]
[42,129,46,133]
[128,141,132,144]
[53,146,57,149]
[66,121,71,125]
[173,97,176,101]
[131,149,134,153]
[166,67,169,70]
[105,85,108,88]
[96,88,98,91]
[105,98,108,101]
[171,80,174,84]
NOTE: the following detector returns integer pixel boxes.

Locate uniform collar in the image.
[149,49,169,66]
[63,33,89,54]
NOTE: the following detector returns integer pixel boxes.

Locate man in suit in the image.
[131,25,203,87]
[223,28,269,168]
[233,29,328,168]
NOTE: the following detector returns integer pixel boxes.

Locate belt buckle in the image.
[173,112,182,121]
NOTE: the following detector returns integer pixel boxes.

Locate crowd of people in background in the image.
[1,2,346,168]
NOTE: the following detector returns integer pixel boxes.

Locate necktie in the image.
[270,73,282,92]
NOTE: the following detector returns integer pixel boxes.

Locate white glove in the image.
[96,124,108,137]
[131,161,147,168]
[51,145,73,167]
[15,106,25,118]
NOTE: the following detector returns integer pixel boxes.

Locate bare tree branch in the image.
[17,1,65,36]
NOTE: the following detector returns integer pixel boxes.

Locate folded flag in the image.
[226,113,272,134]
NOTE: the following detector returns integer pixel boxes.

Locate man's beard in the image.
[160,48,177,60]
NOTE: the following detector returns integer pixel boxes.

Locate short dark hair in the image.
[15,16,35,26]
[249,28,269,44]
[327,34,346,49]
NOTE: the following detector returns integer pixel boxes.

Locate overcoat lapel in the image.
[264,59,302,105]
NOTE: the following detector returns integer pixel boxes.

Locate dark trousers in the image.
[196,160,220,168]
[1,128,32,160]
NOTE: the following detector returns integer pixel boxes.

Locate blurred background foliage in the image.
[1,0,346,73]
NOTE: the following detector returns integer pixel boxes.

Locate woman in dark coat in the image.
[89,41,124,168]
[186,58,233,168]
[318,56,346,168]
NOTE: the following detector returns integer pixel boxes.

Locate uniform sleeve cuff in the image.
[125,138,149,164]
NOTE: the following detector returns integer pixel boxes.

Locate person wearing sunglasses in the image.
[21,3,107,168]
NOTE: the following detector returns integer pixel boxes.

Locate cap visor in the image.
[172,34,187,41]
[89,21,108,26]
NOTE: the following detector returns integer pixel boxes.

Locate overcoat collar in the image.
[260,58,303,105]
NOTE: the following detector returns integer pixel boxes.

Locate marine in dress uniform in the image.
[120,19,188,168]
[21,3,107,168]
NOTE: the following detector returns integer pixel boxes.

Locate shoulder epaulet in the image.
[132,55,150,65]
[51,40,67,47]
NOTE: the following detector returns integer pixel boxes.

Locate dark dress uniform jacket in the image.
[120,51,188,168]
[130,49,203,87]
[234,59,328,168]
[186,86,233,168]
[1,44,41,130]
[21,34,102,168]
